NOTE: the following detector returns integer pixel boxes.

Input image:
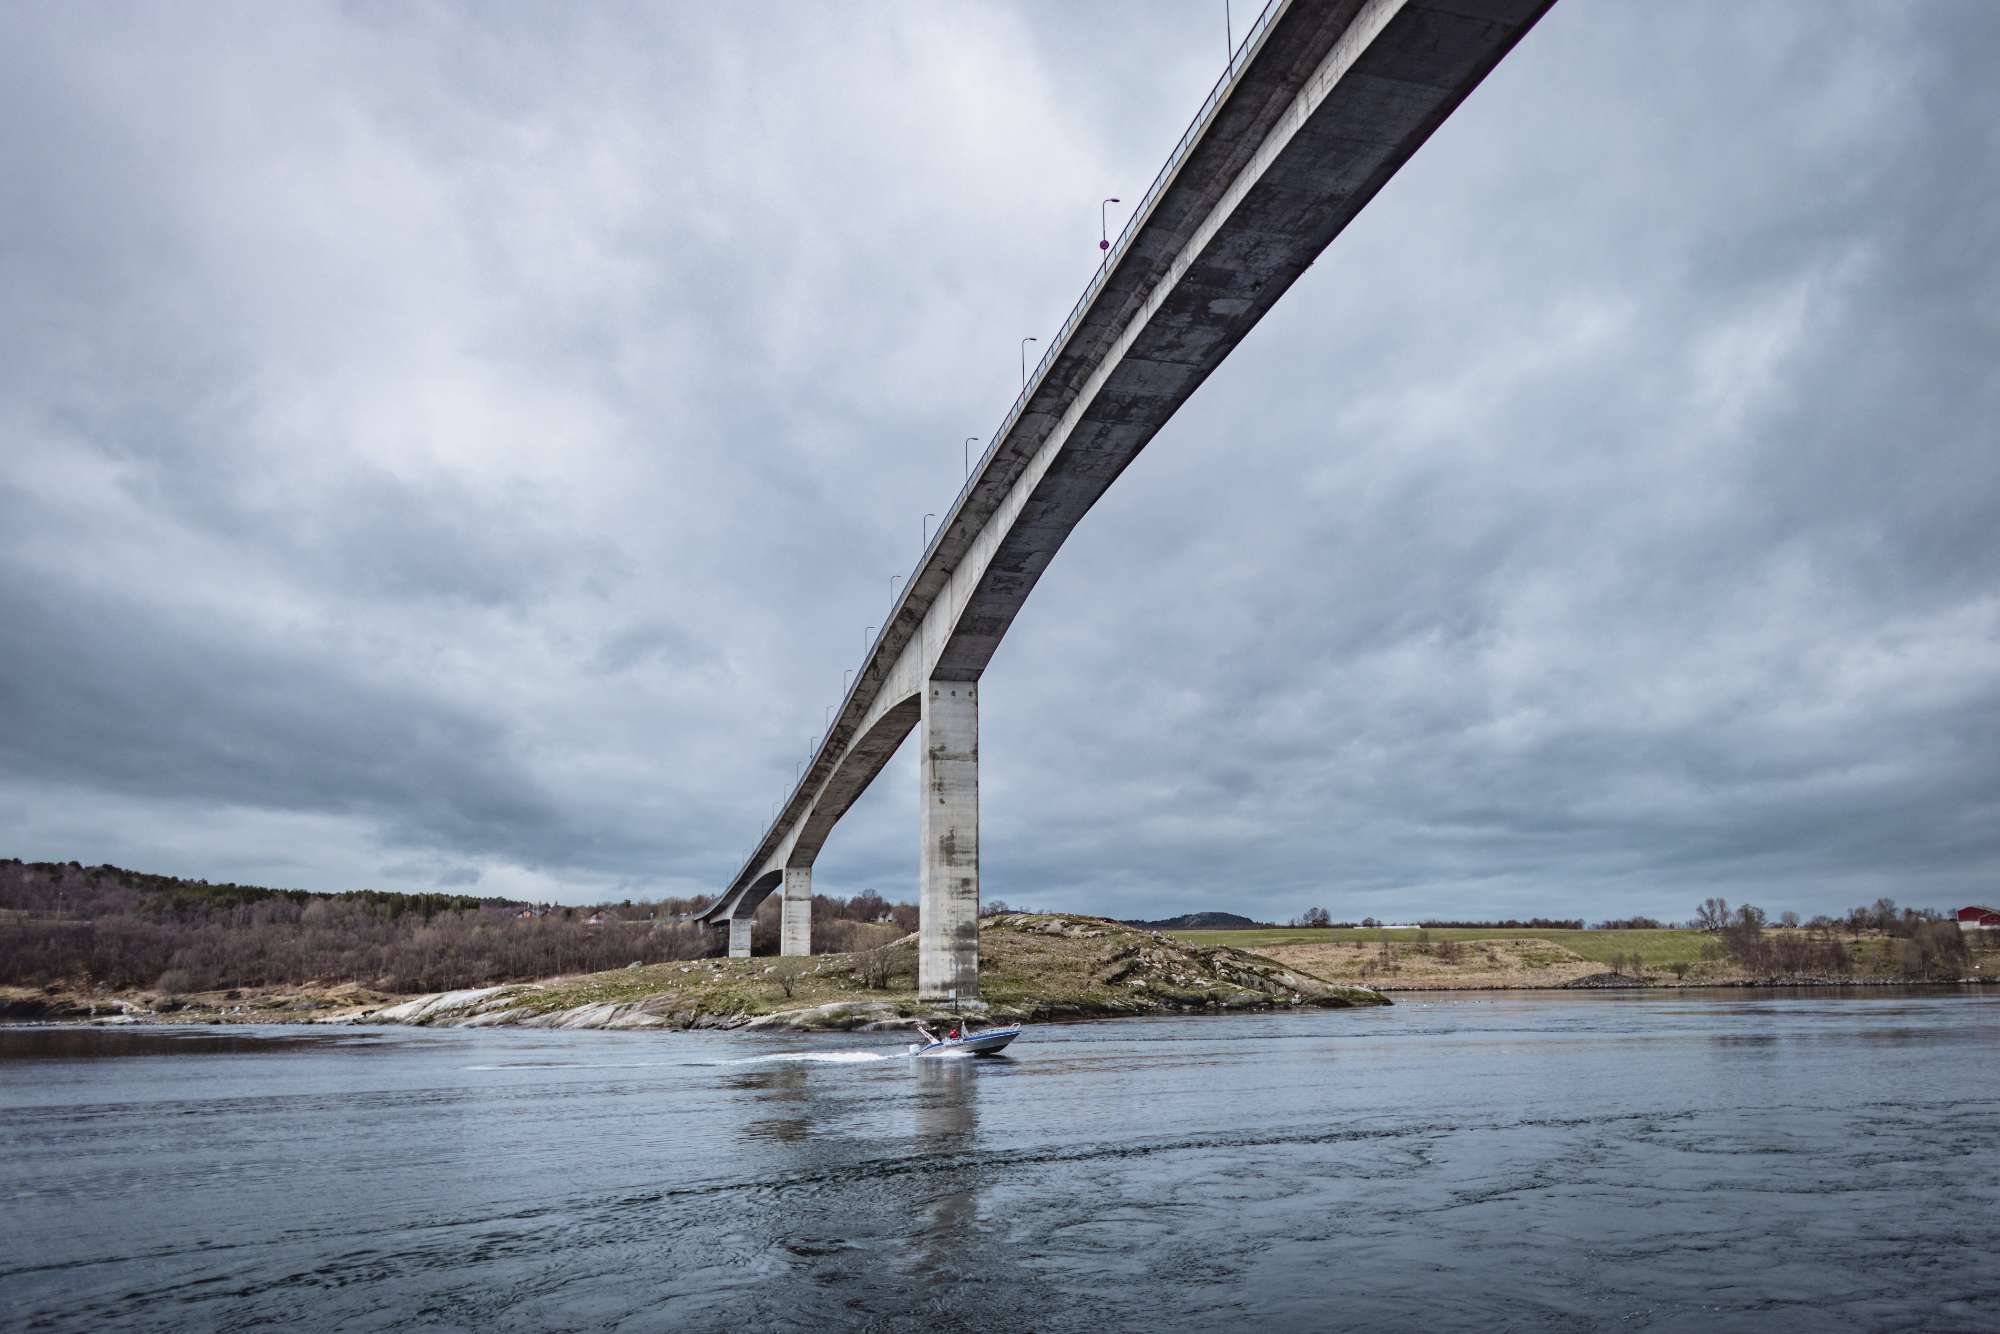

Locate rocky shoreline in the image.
[1553,971,1996,991]
[11,967,1992,1029]
[12,914,1989,1030]
[2,914,1392,1032]
[350,914,1391,1032]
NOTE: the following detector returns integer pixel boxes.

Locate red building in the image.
[1956,906,2000,931]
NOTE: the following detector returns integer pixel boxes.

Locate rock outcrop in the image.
[353,913,1389,1032]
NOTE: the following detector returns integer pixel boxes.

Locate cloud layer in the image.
[4,1,1996,922]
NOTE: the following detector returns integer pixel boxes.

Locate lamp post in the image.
[890,573,904,609]
[923,512,938,545]
[965,437,979,479]
[1100,197,1122,256]
[1021,336,1037,387]
[865,626,875,655]
[843,668,854,693]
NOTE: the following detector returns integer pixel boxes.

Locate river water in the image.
[3,989,1997,1332]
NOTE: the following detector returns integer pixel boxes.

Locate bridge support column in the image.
[728,917,752,959]
[919,679,979,999]
[781,866,812,957]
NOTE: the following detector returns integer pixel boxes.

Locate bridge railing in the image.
[938,0,1288,545]
[727,0,1288,897]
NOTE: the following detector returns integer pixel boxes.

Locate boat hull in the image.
[912,1026,1020,1057]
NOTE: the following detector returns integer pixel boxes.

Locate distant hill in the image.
[0,859,916,996]
[0,859,697,995]
[1123,911,1270,931]
[0,858,509,920]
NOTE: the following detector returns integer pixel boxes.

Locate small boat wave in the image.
[717,1051,898,1065]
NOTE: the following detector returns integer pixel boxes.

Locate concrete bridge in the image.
[696,0,1554,995]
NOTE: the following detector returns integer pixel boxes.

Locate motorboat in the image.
[907,1025,1021,1057]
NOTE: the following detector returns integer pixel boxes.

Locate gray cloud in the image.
[2,1,1996,922]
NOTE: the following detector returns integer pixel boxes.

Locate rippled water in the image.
[4,989,1998,1331]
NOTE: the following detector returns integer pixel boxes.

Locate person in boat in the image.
[948,1026,961,1040]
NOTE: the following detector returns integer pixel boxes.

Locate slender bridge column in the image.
[919,679,979,999]
[728,916,752,959]
[781,866,812,957]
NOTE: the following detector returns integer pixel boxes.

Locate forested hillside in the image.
[0,860,912,994]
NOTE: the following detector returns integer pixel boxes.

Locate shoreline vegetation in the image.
[1167,912,1997,992]
[4,859,1992,1030]
[9,917,1994,1032]
[5,914,1390,1030]
[0,859,903,997]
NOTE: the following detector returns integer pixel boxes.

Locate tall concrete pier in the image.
[780,867,811,957]
[697,0,1554,997]
[919,681,981,994]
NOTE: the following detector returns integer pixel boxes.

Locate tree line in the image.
[0,860,915,995]
[1688,896,1985,981]
[1689,894,1964,937]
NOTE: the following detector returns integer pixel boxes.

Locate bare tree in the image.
[854,946,898,990]
[771,957,807,1000]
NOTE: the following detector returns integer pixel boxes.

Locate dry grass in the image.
[373,913,1389,1028]
[1173,926,1966,989]
[1255,936,1608,990]
[1171,926,1716,970]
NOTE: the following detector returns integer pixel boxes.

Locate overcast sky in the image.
[4,1,1997,923]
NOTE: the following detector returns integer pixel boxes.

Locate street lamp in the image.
[890,573,904,609]
[1100,197,1122,254]
[1021,336,1038,387]
[865,626,875,655]
[843,668,854,693]
[965,437,979,479]
[923,512,938,545]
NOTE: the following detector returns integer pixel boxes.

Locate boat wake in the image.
[462,1051,901,1071]
[717,1051,898,1065]
[461,1060,679,1071]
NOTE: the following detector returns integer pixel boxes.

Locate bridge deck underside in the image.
[936,0,1552,678]
[701,0,1553,921]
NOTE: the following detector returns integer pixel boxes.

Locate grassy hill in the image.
[358,913,1391,1031]
[1163,924,1995,988]
[1170,925,1712,969]
[5,913,1391,1028]
[1122,911,1270,931]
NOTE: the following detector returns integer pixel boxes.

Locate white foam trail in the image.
[718,1051,896,1065]
[461,1060,677,1071]
[467,1050,911,1071]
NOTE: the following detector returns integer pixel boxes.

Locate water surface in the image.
[4,989,1997,1331]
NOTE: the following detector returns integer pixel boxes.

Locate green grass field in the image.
[1168,926,1714,970]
